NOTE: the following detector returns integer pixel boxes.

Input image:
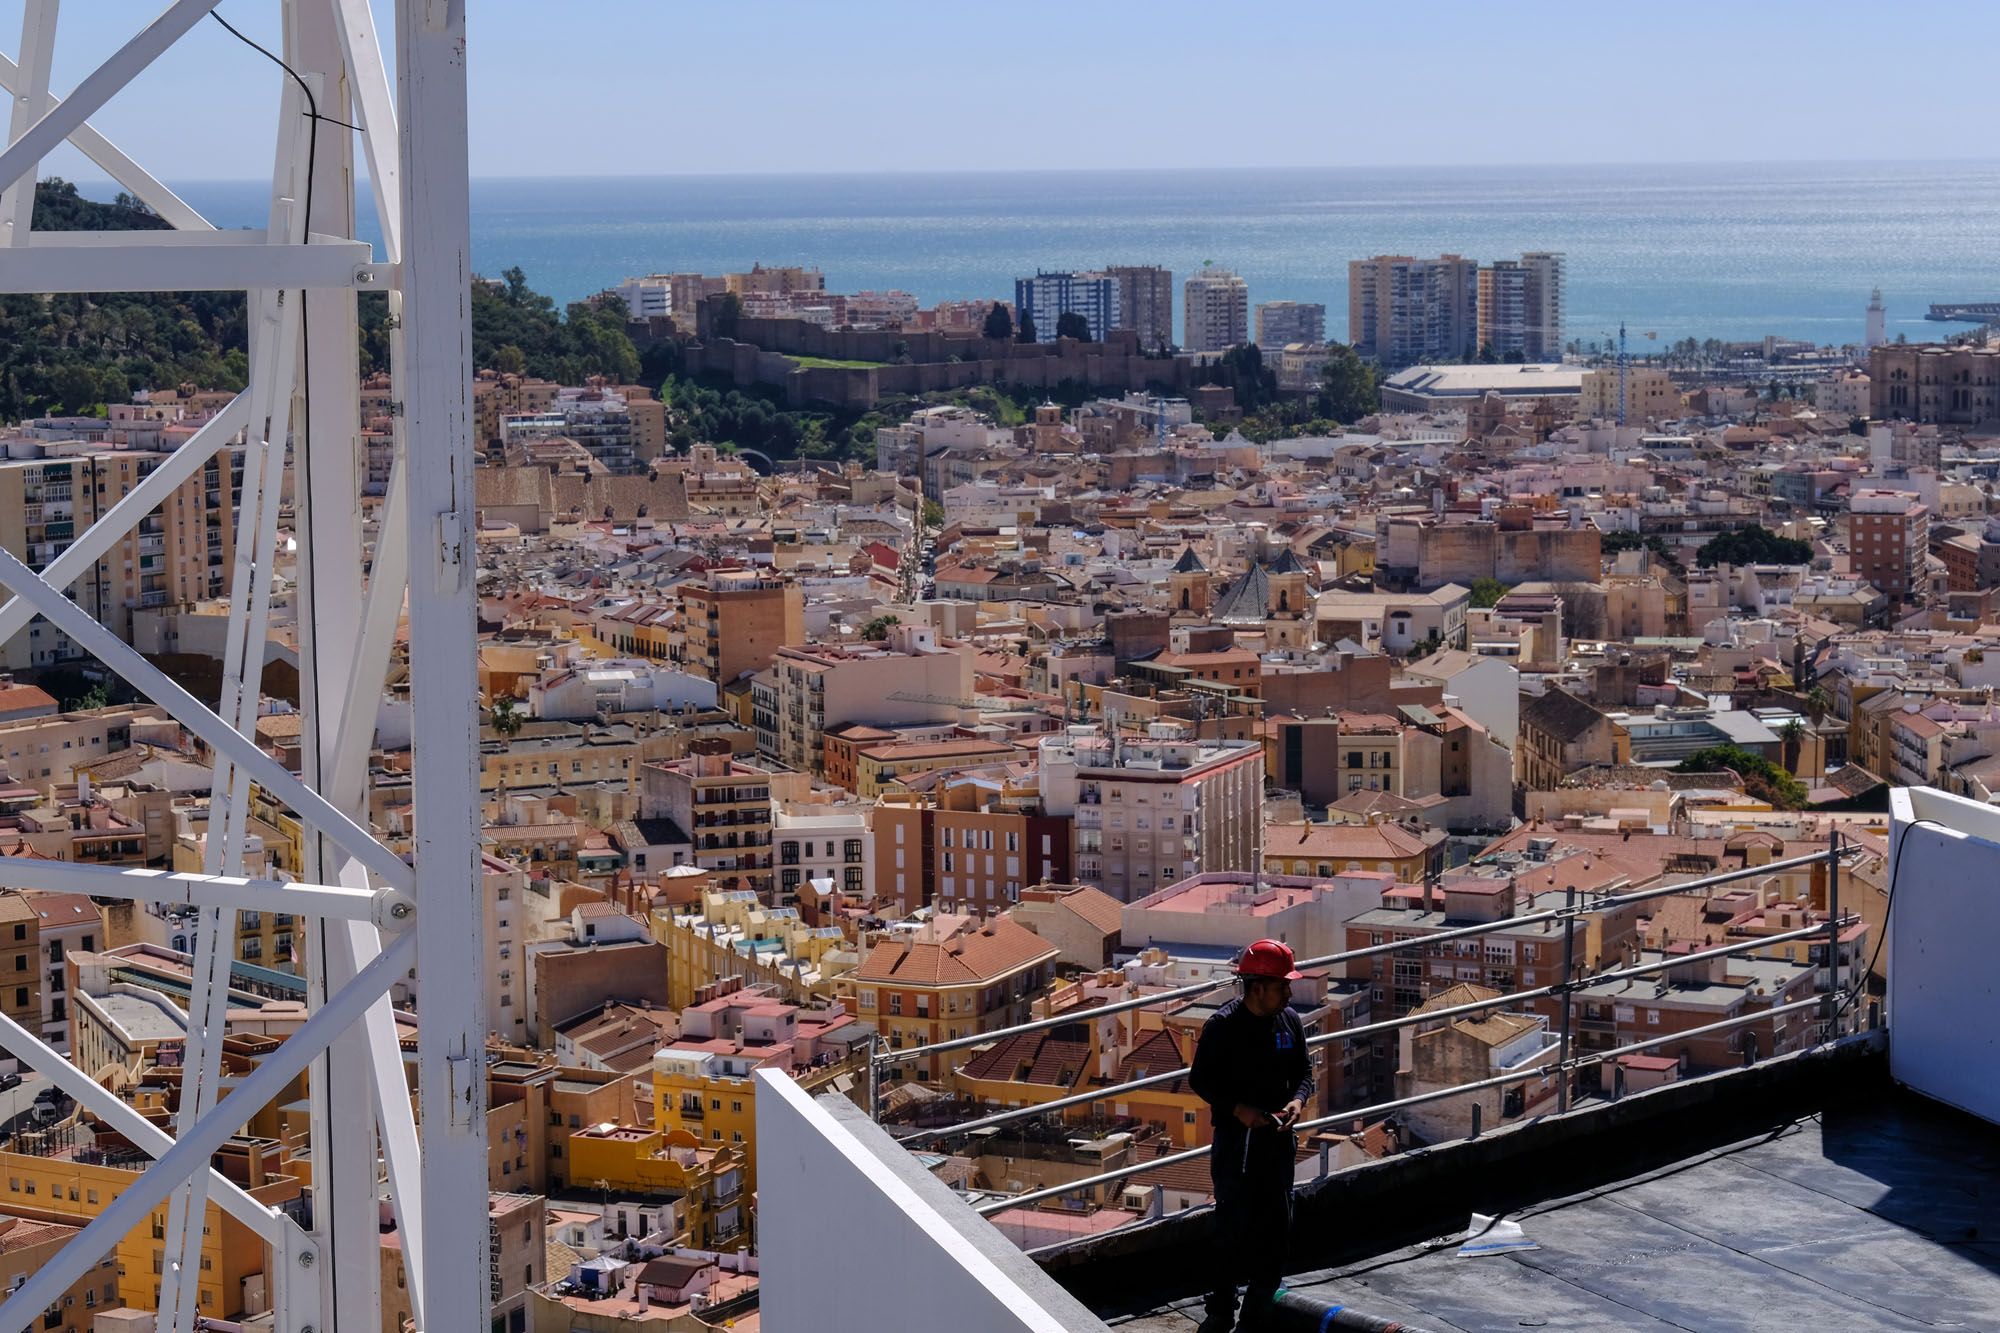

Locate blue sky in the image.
[6,1,1996,181]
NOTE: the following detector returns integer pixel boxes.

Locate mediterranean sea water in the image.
[165,161,2000,347]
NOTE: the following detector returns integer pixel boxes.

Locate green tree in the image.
[1054,311,1092,342]
[1478,341,1499,364]
[1696,525,1813,569]
[51,365,99,415]
[982,303,1013,341]
[1677,744,1808,810]
[492,343,527,375]
[1016,313,1037,344]
[921,499,945,529]
[66,684,110,712]
[859,614,900,641]
[1468,577,1509,609]
[1316,342,1380,422]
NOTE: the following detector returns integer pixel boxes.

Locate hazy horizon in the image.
[6,0,1995,183]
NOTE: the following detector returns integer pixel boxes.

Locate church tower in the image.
[1168,546,1211,619]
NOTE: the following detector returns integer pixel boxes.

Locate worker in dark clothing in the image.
[1189,938,1315,1332]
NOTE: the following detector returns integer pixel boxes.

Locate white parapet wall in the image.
[755,1068,1111,1333]
[1887,787,2000,1126]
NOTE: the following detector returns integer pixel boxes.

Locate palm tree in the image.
[1779,718,1806,776]
[1802,685,1831,722]
[490,695,523,737]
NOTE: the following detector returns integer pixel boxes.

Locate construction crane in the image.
[1604,323,1630,426]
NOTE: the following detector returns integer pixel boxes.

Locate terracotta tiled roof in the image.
[1268,819,1442,861]
[852,915,1058,988]
[959,1030,1089,1088]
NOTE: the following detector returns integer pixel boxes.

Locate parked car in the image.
[0,1072,19,1092]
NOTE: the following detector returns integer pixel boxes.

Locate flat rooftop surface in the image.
[1117,1090,2000,1331]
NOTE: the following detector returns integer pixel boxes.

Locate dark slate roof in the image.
[1520,687,1609,744]
[1212,563,1271,624]
[1171,546,1207,574]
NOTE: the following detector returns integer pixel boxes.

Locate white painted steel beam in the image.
[333,0,401,263]
[0,391,250,641]
[0,930,417,1333]
[0,540,416,892]
[397,3,490,1330]
[0,47,210,230]
[0,0,57,245]
[0,0,219,198]
[0,1009,283,1244]
[0,858,404,923]
[0,233,386,293]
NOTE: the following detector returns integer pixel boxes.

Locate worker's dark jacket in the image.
[1188,997,1315,1156]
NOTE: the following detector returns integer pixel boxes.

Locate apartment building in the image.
[1848,488,1930,602]
[610,274,672,320]
[640,740,775,900]
[872,776,1072,916]
[1348,254,1479,366]
[649,990,865,1188]
[772,802,871,905]
[0,1128,300,1319]
[1038,722,1263,902]
[844,912,1060,1082]
[1476,252,1565,361]
[674,572,803,686]
[469,370,562,448]
[765,624,970,774]
[726,263,825,297]
[1578,366,1679,423]
[1183,267,1249,353]
[1013,270,1121,344]
[0,895,39,1060]
[1254,301,1325,349]
[0,447,242,669]
[1105,264,1173,350]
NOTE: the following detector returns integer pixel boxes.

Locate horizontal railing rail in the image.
[896,915,1849,1146]
[970,996,1830,1216]
[874,844,1855,1071]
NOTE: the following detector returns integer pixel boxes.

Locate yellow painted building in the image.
[563,1126,748,1251]
[650,890,850,1010]
[0,1136,301,1318]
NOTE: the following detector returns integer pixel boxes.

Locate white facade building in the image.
[1013,271,1121,344]
[1184,267,1250,353]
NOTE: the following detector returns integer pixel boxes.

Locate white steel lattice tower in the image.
[0,4,486,1333]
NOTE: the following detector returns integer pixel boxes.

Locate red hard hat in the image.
[1235,938,1303,980]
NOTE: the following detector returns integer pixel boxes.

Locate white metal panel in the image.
[0,0,57,245]
[1887,787,2000,1125]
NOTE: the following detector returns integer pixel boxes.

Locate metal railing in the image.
[859,833,1863,1212]
[972,994,1832,1217]
[870,842,1851,1077]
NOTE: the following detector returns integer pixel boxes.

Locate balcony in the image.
[752,788,2000,1331]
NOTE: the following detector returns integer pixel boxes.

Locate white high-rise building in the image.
[611,274,674,321]
[1866,288,1888,350]
[1184,266,1250,353]
[1255,301,1326,348]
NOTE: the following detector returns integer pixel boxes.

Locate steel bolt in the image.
[298,1251,316,1268]
[390,902,412,920]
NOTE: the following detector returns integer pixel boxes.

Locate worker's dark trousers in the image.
[1206,1127,1295,1320]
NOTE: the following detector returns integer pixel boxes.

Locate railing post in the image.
[1469,1101,1482,1139]
[865,1031,881,1123]
[1556,883,1576,1113]
[1824,828,1842,1039]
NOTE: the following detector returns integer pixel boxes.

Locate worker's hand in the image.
[1276,1099,1304,1128]
[1233,1103,1273,1131]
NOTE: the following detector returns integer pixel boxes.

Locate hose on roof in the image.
[1254,1289,1446,1333]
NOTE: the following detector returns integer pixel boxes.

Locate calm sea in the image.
[163,162,2000,347]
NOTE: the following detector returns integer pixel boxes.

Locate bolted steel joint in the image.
[374,890,418,930]
[298,1250,316,1268]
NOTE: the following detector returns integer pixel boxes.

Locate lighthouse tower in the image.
[1866,288,1887,350]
